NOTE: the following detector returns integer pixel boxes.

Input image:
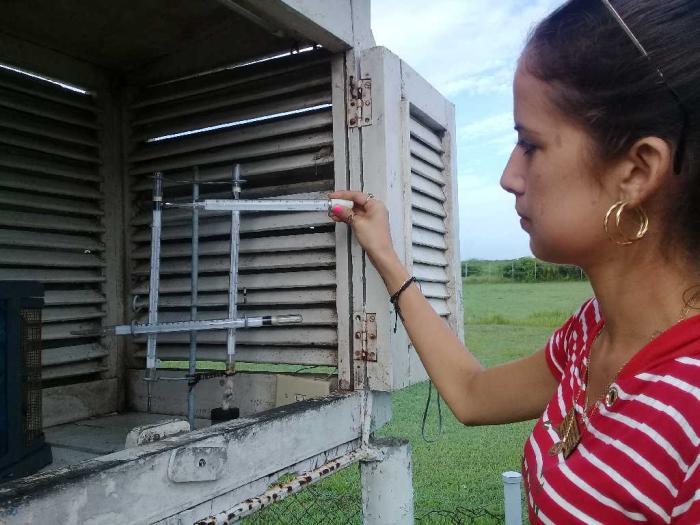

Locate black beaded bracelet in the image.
[389,276,417,332]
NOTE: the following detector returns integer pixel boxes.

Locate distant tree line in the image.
[462,257,587,283]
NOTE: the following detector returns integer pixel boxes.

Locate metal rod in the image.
[194,448,380,525]
[227,165,241,374]
[165,198,354,212]
[146,171,163,412]
[187,167,199,430]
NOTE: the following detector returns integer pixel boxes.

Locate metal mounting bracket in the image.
[347,76,372,128]
[167,446,228,483]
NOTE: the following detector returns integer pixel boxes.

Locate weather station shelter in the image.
[0,1,462,523]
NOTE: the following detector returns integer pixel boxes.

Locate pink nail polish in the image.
[332,205,343,215]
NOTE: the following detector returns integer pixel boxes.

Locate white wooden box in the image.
[0,0,461,420]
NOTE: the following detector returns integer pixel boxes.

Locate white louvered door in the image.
[0,66,111,383]
[357,46,462,391]
[126,50,349,371]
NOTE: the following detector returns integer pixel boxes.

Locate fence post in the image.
[502,471,522,525]
[361,437,414,524]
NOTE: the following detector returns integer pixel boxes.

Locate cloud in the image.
[371,0,563,98]
[371,0,565,258]
[457,176,531,259]
[459,112,513,141]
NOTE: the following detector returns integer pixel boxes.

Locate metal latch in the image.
[347,76,372,128]
[354,312,377,362]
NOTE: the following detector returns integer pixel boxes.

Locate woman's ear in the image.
[616,137,674,206]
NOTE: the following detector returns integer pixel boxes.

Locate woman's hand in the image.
[328,190,397,268]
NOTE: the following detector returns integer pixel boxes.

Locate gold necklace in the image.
[550,289,700,459]
[549,329,605,459]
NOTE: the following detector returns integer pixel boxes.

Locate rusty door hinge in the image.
[347,76,372,128]
[353,312,377,361]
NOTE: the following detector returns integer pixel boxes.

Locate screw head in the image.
[198,458,207,467]
[349,118,357,125]
[355,331,361,339]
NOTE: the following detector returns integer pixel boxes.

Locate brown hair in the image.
[524,0,699,258]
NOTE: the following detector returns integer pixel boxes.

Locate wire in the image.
[421,380,443,443]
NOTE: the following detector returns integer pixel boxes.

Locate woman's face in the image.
[500,63,613,265]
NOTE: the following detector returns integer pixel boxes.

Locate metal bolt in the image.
[365,100,371,106]
[350,101,356,106]
[364,118,370,123]
[369,315,376,322]
[198,458,207,467]
[364,82,371,89]
[355,331,361,339]
[349,118,357,125]
[369,333,376,339]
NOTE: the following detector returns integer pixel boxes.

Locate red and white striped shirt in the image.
[523,298,700,524]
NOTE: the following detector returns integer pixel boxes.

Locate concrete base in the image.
[361,437,414,524]
[41,412,210,471]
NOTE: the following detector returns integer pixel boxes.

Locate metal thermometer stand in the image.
[187,167,200,428]
[145,172,163,413]
[78,165,352,425]
[227,165,241,379]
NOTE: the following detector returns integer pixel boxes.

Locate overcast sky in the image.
[371,0,564,260]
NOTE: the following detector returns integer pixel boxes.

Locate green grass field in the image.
[245,280,593,524]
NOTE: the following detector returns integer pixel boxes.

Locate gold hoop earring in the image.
[604,201,649,246]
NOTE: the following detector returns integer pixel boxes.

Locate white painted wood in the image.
[440,100,464,339]
[0,209,104,233]
[131,110,332,163]
[409,117,444,152]
[42,344,109,367]
[0,32,106,91]
[130,129,333,175]
[42,361,109,381]
[0,169,102,198]
[132,232,334,259]
[132,73,330,127]
[145,345,337,366]
[131,91,332,143]
[133,288,335,309]
[0,393,382,524]
[131,54,331,110]
[42,305,105,323]
[355,46,461,389]
[42,378,119,427]
[244,0,355,52]
[0,148,101,182]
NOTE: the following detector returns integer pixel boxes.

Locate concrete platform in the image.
[42,412,211,471]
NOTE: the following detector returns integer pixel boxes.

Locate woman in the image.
[329,0,700,523]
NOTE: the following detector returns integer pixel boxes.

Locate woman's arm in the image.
[329,190,557,425]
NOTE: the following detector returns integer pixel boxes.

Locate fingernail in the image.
[332,205,342,215]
